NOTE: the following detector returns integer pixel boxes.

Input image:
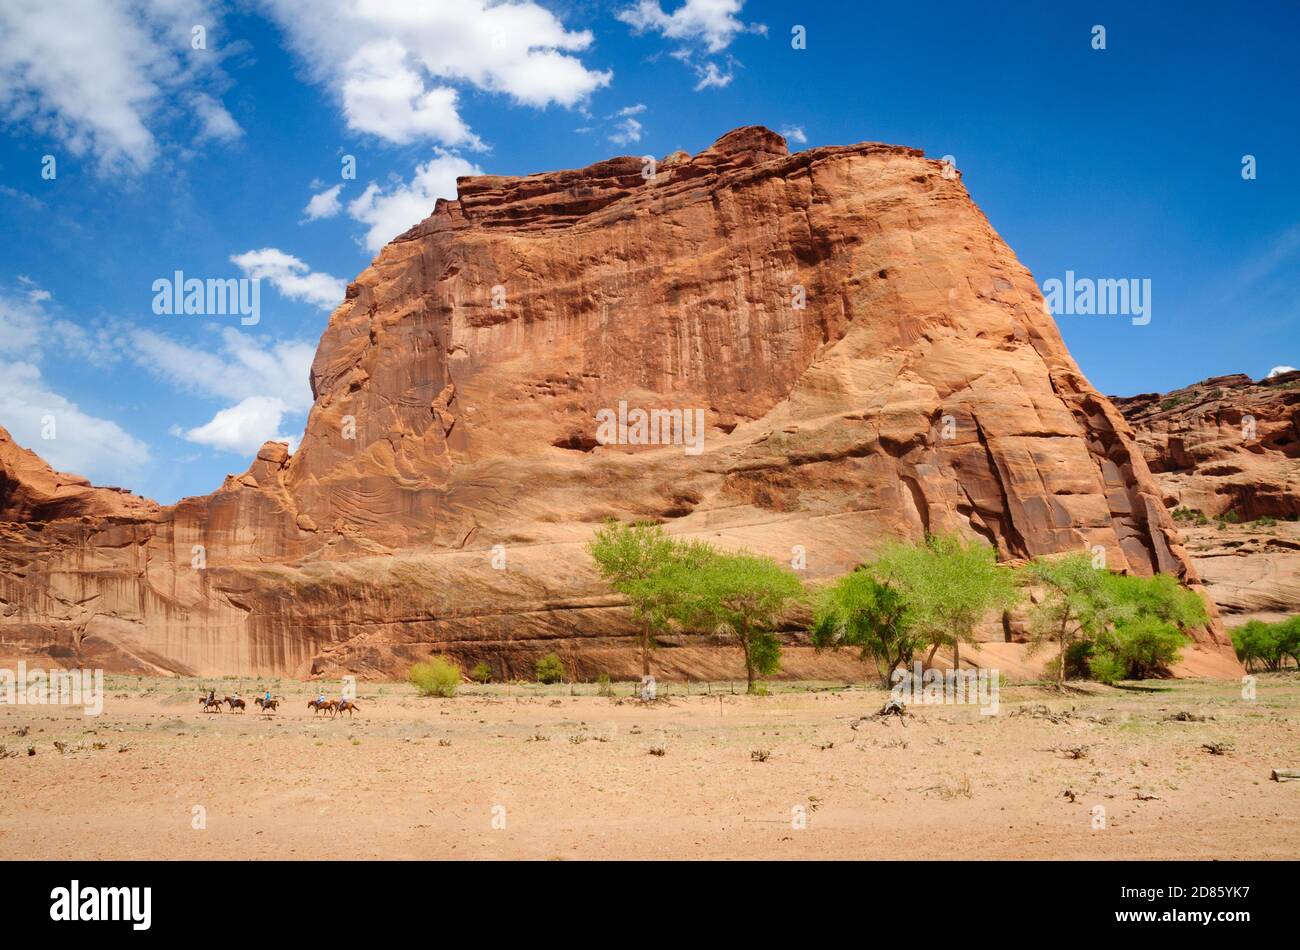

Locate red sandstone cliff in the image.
[0,127,1242,679]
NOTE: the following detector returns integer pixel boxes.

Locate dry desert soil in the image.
[2,673,1297,860]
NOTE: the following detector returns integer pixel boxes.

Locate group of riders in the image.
[200,688,359,717]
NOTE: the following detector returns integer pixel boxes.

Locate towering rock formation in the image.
[0,127,1241,678]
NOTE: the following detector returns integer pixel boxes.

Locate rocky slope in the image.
[0,127,1240,679]
[1113,372,1300,625]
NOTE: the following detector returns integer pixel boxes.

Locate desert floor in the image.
[1,673,1297,860]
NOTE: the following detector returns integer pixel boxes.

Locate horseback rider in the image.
[206,688,215,704]
[264,688,272,704]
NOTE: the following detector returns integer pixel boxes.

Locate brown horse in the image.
[255,697,278,713]
[334,700,360,718]
[308,698,335,715]
[225,696,246,712]
[199,697,223,713]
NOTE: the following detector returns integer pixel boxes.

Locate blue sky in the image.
[1,0,1296,504]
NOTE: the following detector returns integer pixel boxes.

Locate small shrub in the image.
[469,661,493,684]
[1096,616,1190,679]
[1171,507,1208,526]
[1087,652,1125,684]
[535,653,566,684]
[595,673,613,697]
[409,656,462,697]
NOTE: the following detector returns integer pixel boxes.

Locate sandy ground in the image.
[1,673,1297,860]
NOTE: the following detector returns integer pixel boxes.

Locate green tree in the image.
[1095,571,1208,679]
[810,571,917,686]
[1023,553,1119,686]
[1232,616,1300,672]
[657,546,805,694]
[1101,614,1190,680]
[535,653,566,684]
[587,520,678,676]
[875,534,1019,671]
[1101,571,1209,629]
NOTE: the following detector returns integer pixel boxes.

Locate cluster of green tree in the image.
[587,523,1212,692]
[1231,617,1300,672]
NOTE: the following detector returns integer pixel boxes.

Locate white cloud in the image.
[609,116,643,147]
[692,61,732,90]
[0,285,44,353]
[129,325,315,413]
[0,0,239,173]
[130,325,314,457]
[0,360,150,483]
[347,151,481,253]
[340,39,480,148]
[779,124,807,145]
[615,103,647,117]
[303,184,344,221]
[192,92,242,143]
[177,395,297,455]
[230,248,345,311]
[618,0,758,52]
[1267,365,1296,378]
[260,0,611,148]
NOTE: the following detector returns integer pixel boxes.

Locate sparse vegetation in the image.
[1231,616,1300,672]
[874,533,1020,670]
[586,520,680,677]
[1171,507,1208,526]
[535,653,566,684]
[653,545,805,694]
[811,570,917,686]
[1024,553,1115,686]
[469,661,493,684]
[1023,559,1207,683]
[408,656,462,697]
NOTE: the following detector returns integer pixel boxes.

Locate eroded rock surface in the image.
[1114,371,1300,625]
[0,127,1240,678]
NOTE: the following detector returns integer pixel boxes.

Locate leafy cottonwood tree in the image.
[810,570,917,686]
[1023,553,1118,685]
[875,533,1019,670]
[655,546,805,694]
[1025,557,1211,683]
[586,520,678,676]
[1231,616,1300,672]
[1096,571,1208,679]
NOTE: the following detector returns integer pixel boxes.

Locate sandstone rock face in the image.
[0,127,1240,679]
[1114,372,1300,626]
[1112,372,1300,519]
